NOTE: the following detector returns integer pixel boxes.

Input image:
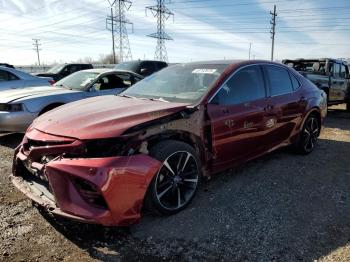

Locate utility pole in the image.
[146,0,174,62]
[270,5,277,61]
[106,0,133,63]
[249,43,252,60]
[106,0,117,63]
[32,39,41,66]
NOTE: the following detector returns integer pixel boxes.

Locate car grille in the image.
[24,138,74,151]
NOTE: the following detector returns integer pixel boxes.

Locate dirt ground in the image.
[0,105,349,262]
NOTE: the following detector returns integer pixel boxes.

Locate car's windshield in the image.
[121,63,228,103]
[54,71,99,90]
[47,64,65,74]
[115,62,138,72]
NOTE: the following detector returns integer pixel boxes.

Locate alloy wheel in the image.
[154,151,199,211]
[302,116,319,153]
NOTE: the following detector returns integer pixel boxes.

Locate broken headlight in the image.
[84,138,126,158]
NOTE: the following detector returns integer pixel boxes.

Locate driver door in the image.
[207,65,271,171]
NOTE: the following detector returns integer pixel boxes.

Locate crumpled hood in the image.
[0,86,70,103]
[32,96,190,140]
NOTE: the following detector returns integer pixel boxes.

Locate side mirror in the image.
[90,83,100,92]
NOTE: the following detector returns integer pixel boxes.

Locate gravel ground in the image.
[0,105,349,261]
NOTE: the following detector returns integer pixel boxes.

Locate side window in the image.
[0,70,18,81]
[331,63,341,78]
[340,65,347,78]
[289,72,300,90]
[0,70,9,81]
[61,65,70,76]
[98,74,125,90]
[265,65,294,96]
[211,65,266,105]
[70,65,80,73]
[140,62,156,76]
[157,62,167,71]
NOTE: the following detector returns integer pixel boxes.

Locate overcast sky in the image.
[0,0,349,65]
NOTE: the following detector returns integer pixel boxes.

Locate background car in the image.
[115,60,167,77]
[0,66,53,90]
[0,68,143,132]
[283,58,350,111]
[0,63,15,69]
[10,60,327,226]
[36,63,93,82]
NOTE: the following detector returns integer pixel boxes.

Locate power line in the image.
[32,39,41,66]
[146,0,174,62]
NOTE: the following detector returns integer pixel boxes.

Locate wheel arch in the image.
[39,102,65,115]
[145,130,206,167]
[300,107,322,133]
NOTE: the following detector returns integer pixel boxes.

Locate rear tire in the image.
[145,140,201,215]
[295,114,320,154]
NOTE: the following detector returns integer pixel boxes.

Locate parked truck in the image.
[283,58,350,111]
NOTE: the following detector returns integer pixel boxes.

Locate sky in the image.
[0,0,349,65]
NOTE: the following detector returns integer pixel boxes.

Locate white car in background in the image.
[0,68,143,132]
[0,66,53,90]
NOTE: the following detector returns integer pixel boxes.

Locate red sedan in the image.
[11,60,327,226]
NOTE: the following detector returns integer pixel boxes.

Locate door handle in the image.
[299,96,306,102]
[222,108,230,114]
[264,105,274,111]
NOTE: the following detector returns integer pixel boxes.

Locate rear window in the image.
[265,65,294,96]
[0,70,18,81]
[289,72,300,90]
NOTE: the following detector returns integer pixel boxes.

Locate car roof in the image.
[283,58,348,65]
[80,68,143,77]
[0,66,37,79]
[185,60,244,65]
[176,60,284,68]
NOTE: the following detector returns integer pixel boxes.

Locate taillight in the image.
[49,80,55,85]
[72,177,108,209]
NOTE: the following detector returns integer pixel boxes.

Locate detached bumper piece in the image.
[11,129,161,226]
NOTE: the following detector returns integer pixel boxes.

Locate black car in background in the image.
[0,63,15,69]
[36,63,93,82]
[115,60,167,77]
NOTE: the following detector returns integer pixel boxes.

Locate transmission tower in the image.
[32,39,41,66]
[270,5,277,61]
[146,0,174,62]
[106,0,133,62]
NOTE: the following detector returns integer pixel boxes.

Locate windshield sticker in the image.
[192,69,217,74]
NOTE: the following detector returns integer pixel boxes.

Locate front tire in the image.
[296,114,320,154]
[146,140,201,215]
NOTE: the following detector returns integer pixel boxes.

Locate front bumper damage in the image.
[11,129,162,226]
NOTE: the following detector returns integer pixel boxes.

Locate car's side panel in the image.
[207,100,269,170]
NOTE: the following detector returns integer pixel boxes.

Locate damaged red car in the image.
[11,60,327,226]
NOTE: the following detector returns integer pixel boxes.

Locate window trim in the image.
[289,71,301,91]
[208,64,268,104]
[263,64,297,97]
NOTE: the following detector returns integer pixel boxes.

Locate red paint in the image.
[11,60,327,226]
